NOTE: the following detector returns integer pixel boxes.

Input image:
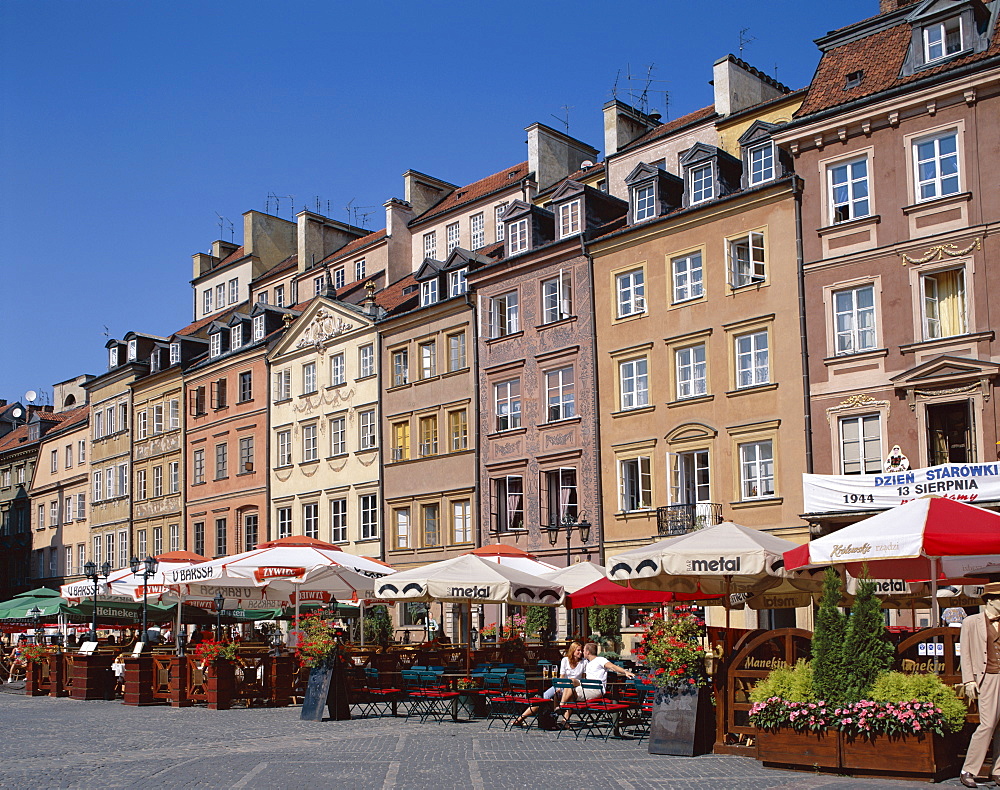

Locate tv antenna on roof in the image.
[622,63,670,118]
[739,27,756,56]
[265,193,295,217]
[550,105,572,134]
[215,212,235,242]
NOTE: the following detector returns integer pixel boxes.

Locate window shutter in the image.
[189,389,198,416]
[490,481,499,533]
[538,470,549,528]
[218,378,227,407]
[210,381,218,409]
[639,457,652,508]
[751,232,766,280]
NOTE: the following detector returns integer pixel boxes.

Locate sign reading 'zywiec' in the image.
[803,462,1000,513]
[253,566,307,583]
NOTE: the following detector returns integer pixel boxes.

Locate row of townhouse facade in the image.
[4,0,999,634]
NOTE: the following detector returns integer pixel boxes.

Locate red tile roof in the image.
[376,273,420,315]
[795,16,1000,118]
[319,230,388,267]
[216,245,245,267]
[252,254,298,283]
[0,411,73,453]
[618,106,717,152]
[411,162,530,226]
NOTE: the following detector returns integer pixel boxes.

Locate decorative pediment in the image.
[679,142,720,167]
[624,161,661,185]
[891,354,1000,386]
[414,259,442,281]
[500,200,531,222]
[738,120,779,146]
[442,247,491,271]
[226,312,251,327]
[549,179,585,203]
[294,307,356,350]
[664,422,718,445]
[906,0,984,24]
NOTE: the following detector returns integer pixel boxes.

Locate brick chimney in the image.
[603,100,661,157]
[880,0,917,12]
[713,55,789,117]
[526,123,599,191]
[403,170,456,217]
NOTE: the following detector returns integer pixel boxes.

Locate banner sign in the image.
[253,566,306,583]
[803,462,1000,513]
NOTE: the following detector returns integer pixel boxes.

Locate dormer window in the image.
[449,268,468,297]
[253,314,265,341]
[127,339,137,361]
[558,200,581,238]
[169,342,180,365]
[420,280,438,307]
[508,219,529,254]
[690,164,714,204]
[747,142,775,186]
[210,333,221,358]
[924,18,962,62]
[844,70,864,89]
[231,324,243,349]
[109,347,119,368]
[633,184,656,221]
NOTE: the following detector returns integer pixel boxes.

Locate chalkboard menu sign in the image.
[300,667,334,722]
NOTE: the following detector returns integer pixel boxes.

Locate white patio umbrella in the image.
[374,554,565,671]
[542,561,607,593]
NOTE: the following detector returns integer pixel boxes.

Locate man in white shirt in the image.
[556,642,636,722]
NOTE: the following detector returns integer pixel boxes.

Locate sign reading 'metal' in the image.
[803,462,1000,513]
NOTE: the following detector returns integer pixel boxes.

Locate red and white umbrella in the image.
[784,497,1000,623]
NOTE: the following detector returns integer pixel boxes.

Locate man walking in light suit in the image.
[960,582,1000,787]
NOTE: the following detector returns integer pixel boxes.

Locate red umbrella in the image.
[567,577,720,609]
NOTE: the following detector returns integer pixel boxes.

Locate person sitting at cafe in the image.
[556,642,636,725]
[511,640,586,727]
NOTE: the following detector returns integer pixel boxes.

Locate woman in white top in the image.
[556,642,635,724]
[511,641,585,726]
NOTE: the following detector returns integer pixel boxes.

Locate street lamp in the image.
[130,554,159,647]
[82,560,111,643]
[213,591,225,641]
[546,513,592,566]
[28,605,43,645]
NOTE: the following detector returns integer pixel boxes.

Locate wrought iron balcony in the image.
[656,502,723,536]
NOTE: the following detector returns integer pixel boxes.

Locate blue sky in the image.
[0,0,875,406]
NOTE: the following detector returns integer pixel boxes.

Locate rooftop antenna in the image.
[102,325,110,339]
[266,193,294,217]
[623,63,670,117]
[214,212,234,242]
[611,69,621,100]
[352,205,379,229]
[550,104,572,134]
[739,27,755,56]
[345,198,355,227]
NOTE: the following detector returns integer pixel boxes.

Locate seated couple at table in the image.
[511,641,635,727]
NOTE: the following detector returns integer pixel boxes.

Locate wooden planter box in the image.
[169,655,191,707]
[648,686,715,756]
[756,726,840,769]
[123,655,161,706]
[755,727,960,781]
[206,659,236,710]
[25,660,50,696]
[840,731,960,782]
[68,654,115,701]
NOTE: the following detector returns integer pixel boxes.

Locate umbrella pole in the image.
[466,599,472,675]
[930,556,940,628]
[724,576,732,657]
[360,600,365,646]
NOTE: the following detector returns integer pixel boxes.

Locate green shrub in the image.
[869,671,967,734]
[842,575,895,702]
[589,606,621,637]
[812,567,848,704]
[524,605,551,636]
[749,659,816,704]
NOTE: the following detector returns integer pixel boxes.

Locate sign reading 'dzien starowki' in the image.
[803,462,1000,513]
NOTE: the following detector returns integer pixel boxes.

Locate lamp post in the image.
[546,513,592,566]
[82,560,111,643]
[213,591,225,641]
[28,605,43,645]
[130,554,159,646]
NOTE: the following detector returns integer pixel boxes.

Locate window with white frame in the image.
[633,183,655,222]
[452,500,471,543]
[152,404,164,434]
[834,285,876,354]
[840,414,882,475]
[616,269,645,317]
[922,267,966,339]
[231,323,242,349]
[118,463,128,497]
[243,514,258,552]
[228,278,238,304]
[169,461,179,492]
[215,443,227,479]
[495,203,508,241]
[419,415,438,456]
[558,200,581,238]
[192,449,205,484]
[274,369,291,401]
[447,332,466,372]
[314,276,324,296]
[545,367,575,421]
[739,440,774,499]
[153,465,163,497]
[49,500,58,527]
[828,157,870,224]
[63,496,72,524]
[355,259,365,281]
[330,499,347,543]
[446,222,460,253]
[119,531,129,568]
[619,358,649,410]
[690,164,714,203]
[303,503,319,539]
[675,344,707,399]
[735,331,769,388]
[203,290,213,314]
[302,362,317,395]
[495,379,521,431]
[329,353,345,386]
[238,371,252,403]
[78,440,86,464]
[394,508,410,549]
[169,342,180,365]
[620,456,652,511]
[914,132,959,201]
[330,416,346,456]
[449,409,468,451]
[728,232,766,287]
[420,279,438,306]
[210,333,221,358]
[169,398,180,429]
[672,252,703,302]
[392,349,409,386]
[216,284,225,309]
[276,430,291,467]
[508,219,529,254]
[493,475,523,532]
[423,232,437,260]
[334,268,345,289]
[274,285,285,307]
[359,345,375,378]
[257,291,268,304]
[489,291,519,338]
[360,493,379,540]
[65,445,72,469]
[419,341,436,379]
[253,314,265,341]
[543,467,578,525]
[923,18,962,62]
[76,492,86,519]
[470,213,484,249]
[136,410,148,440]
[449,267,467,297]
[748,142,775,185]
[542,272,572,323]
[137,530,147,561]
[109,346,119,368]
[302,423,318,462]
[359,409,376,450]
[276,508,291,539]
[169,523,179,552]
[127,339,137,360]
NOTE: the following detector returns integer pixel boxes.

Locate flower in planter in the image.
[456,677,478,690]
[192,639,239,667]
[635,609,707,692]
[294,612,350,669]
[20,643,55,664]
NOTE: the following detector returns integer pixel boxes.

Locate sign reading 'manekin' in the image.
[803,462,1000,513]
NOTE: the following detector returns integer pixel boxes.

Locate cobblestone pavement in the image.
[0,693,973,789]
